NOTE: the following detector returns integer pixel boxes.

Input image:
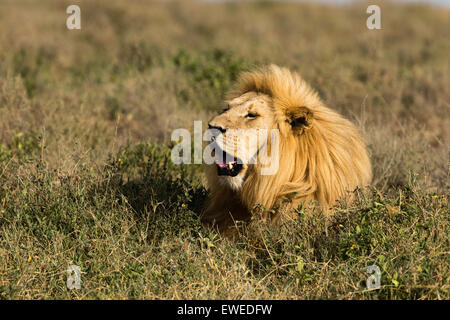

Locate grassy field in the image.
[0,0,448,299]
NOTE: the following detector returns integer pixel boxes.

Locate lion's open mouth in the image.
[215,152,243,177]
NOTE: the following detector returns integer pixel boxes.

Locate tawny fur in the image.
[202,65,372,234]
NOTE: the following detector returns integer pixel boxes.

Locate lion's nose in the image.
[208,123,226,133]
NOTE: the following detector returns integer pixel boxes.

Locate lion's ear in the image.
[288,106,313,133]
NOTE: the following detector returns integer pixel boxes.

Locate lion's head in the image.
[202,65,372,233]
[206,91,276,190]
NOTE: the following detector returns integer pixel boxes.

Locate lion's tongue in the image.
[216,160,236,169]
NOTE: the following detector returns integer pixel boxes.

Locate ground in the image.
[0,0,448,299]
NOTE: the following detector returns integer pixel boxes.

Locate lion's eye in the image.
[245,112,259,119]
[221,105,230,113]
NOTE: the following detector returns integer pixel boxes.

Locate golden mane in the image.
[203,65,372,232]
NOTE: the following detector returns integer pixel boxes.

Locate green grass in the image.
[0,142,447,299]
[0,0,449,299]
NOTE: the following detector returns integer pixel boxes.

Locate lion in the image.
[201,65,372,234]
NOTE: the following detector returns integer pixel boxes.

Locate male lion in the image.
[202,65,372,234]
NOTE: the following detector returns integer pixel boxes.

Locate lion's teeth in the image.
[228,163,233,170]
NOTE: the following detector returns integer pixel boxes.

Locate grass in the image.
[0,0,449,299]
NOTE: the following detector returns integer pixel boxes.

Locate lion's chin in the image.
[216,163,247,191]
[217,175,245,191]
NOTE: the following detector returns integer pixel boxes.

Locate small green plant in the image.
[173,48,251,110]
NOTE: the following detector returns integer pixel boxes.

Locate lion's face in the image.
[207,92,276,190]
